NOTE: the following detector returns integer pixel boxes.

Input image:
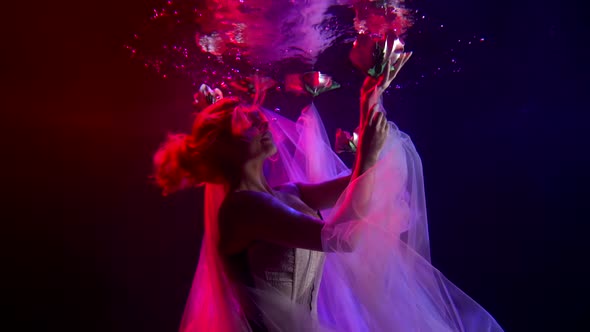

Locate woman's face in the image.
[231,108,277,161]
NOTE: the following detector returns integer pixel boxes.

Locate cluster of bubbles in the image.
[125,0,486,94]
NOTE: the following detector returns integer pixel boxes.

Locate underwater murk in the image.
[127,0,486,101]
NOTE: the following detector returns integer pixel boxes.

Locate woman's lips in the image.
[261,132,272,140]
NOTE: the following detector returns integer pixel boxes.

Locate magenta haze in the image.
[127,0,485,92]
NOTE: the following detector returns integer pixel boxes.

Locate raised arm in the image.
[293,52,413,212]
[294,150,380,211]
[295,175,352,211]
[217,48,413,255]
[218,104,390,255]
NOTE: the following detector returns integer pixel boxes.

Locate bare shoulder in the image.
[219,186,314,226]
[218,191,274,254]
[218,190,299,234]
[218,188,325,253]
[219,190,273,223]
[273,182,301,198]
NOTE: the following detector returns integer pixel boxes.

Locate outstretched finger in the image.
[399,52,413,68]
[383,33,395,67]
[370,107,384,128]
[380,115,389,132]
[383,56,392,87]
[375,110,385,128]
[384,52,412,85]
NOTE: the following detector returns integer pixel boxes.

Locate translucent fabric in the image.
[179,103,503,331]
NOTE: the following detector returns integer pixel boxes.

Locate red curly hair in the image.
[153,98,241,195]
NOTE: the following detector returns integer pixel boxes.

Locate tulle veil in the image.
[178,102,504,331]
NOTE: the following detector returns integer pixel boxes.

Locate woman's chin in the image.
[263,143,277,158]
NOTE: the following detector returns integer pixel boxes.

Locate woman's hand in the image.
[357,105,389,170]
[360,51,412,126]
[350,36,412,174]
[356,50,410,168]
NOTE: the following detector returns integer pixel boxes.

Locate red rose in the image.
[335,128,359,154]
[349,32,405,77]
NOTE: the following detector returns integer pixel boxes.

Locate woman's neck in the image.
[229,158,273,195]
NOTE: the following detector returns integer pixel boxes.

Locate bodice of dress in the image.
[225,240,325,332]
[222,187,326,330]
[241,241,325,311]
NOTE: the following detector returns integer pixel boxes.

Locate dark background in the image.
[2,0,588,331]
